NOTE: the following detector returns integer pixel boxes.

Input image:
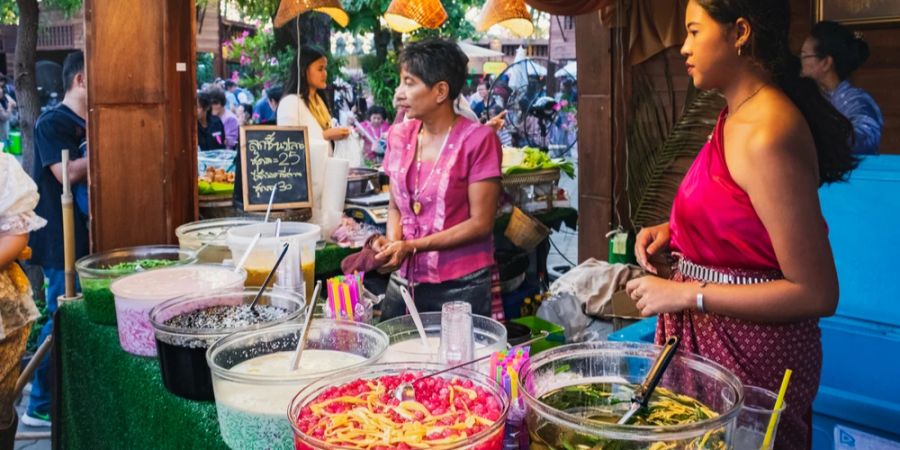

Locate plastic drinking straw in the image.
[761,369,792,450]
[343,283,353,321]
[274,218,282,238]
[233,232,261,273]
[264,188,277,222]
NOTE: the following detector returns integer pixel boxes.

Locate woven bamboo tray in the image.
[501,168,561,188]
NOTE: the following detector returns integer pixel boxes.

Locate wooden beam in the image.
[575,12,615,261]
[85,0,197,250]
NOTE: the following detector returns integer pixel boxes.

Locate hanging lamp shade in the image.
[477,0,534,37]
[384,0,448,33]
[274,0,350,28]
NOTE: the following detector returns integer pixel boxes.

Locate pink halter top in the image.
[669,109,780,271]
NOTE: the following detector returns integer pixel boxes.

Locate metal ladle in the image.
[393,330,550,402]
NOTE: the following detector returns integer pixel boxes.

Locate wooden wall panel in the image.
[84,1,165,104]
[86,0,197,251]
[576,12,614,261]
[90,106,168,248]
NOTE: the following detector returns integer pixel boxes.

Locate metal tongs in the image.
[617,336,680,425]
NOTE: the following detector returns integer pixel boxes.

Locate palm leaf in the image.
[626,71,725,228]
[628,86,725,227]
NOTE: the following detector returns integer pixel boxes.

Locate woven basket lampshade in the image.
[274,0,350,28]
[384,0,448,33]
[477,0,534,37]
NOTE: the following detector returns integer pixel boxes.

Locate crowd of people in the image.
[0,9,890,450]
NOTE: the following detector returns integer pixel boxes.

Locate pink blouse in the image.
[383,117,502,283]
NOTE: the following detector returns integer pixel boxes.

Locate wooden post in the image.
[575,12,616,261]
[84,0,198,250]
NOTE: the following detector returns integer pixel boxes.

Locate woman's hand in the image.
[485,110,507,132]
[635,222,670,274]
[323,126,352,141]
[375,240,415,274]
[625,275,693,316]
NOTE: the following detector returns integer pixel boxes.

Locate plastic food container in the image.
[377,312,507,364]
[149,289,305,401]
[176,218,263,263]
[227,222,320,299]
[110,264,246,357]
[207,321,389,449]
[522,342,744,449]
[198,149,237,176]
[288,363,509,450]
[76,246,197,325]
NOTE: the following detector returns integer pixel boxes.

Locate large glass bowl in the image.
[176,217,262,263]
[75,245,197,324]
[149,288,305,401]
[206,321,389,450]
[522,341,744,449]
[288,363,510,450]
[377,312,507,364]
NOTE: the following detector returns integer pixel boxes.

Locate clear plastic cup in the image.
[440,301,474,365]
[733,386,786,450]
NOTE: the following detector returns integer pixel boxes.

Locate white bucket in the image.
[226,222,320,299]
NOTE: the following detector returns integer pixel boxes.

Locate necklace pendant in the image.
[412,201,422,215]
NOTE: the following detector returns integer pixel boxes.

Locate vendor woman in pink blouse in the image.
[375,39,502,320]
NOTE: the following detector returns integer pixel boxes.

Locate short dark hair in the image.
[368,105,387,119]
[206,87,227,106]
[399,39,468,101]
[810,21,870,80]
[266,85,284,103]
[63,50,85,93]
[224,80,237,89]
[197,91,212,110]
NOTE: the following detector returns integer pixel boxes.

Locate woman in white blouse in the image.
[277,45,351,143]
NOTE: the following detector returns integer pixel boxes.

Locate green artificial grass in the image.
[58,300,229,450]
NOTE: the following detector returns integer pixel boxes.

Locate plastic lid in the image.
[110,264,245,302]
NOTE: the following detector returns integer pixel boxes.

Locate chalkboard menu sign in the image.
[239,126,312,211]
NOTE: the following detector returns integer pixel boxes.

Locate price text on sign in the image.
[239,125,313,211]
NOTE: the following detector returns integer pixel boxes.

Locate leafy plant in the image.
[626,64,725,228]
[224,29,292,94]
[364,52,400,117]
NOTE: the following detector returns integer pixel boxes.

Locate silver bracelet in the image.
[696,281,708,313]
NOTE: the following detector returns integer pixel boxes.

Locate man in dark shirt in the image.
[24,51,89,428]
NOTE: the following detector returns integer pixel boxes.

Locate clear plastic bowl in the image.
[148,288,306,401]
[377,312,507,364]
[75,245,197,325]
[110,264,246,357]
[176,218,263,263]
[522,341,744,449]
[206,321,389,450]
[288,363,510,450]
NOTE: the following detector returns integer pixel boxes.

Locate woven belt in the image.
[677,258,778,285]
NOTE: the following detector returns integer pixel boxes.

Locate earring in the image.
[738,46,742,57]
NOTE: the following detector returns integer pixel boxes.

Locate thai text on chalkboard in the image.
[239,125,313,211]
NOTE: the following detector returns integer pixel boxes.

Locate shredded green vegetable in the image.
[528,383,728,450]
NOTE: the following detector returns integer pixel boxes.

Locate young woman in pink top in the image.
[375,39,502,320]
[627,1,857,448]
